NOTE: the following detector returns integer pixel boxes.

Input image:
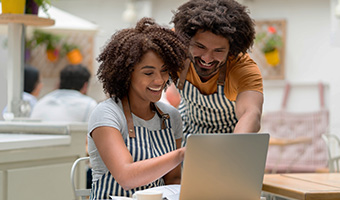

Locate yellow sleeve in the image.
[225,53,263,101]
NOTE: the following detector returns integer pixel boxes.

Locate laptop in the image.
[111,133,269,200]
[179,133,269,200]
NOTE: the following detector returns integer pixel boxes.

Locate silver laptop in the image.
[179,133,269,200]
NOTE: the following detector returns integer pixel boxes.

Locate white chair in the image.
[71,157,91,200]
[322,134,340,172]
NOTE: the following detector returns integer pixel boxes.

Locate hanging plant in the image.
[26,29,84,64]
[26,0,52,17]
[62,43,83,65]
[255,26,283,67]
[31,30,61,62]
[35,0,52,17]
[46,48,59,62]
[25,0,40,15]
[256,26,283,53]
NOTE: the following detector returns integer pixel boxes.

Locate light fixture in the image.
[122,1,137,24]
[336,0,340,18]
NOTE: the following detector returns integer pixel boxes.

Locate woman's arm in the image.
[91,126,185,190]
[163,139,183,184]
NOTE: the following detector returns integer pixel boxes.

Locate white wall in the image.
[52,0,340,134]
[1,0,339,135]
[245,0,340,134]
[0,36,8,116]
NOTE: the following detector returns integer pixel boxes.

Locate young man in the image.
[171,0,263,145]
[30,64,97,122]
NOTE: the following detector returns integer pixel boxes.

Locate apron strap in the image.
[151,103,170,129]
[122,98,171,137]
[217,62,227,86]
[122,97,136,138]
[177,59,191,90]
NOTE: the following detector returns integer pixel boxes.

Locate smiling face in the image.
[129,50,169,105]
[189,30,230,82]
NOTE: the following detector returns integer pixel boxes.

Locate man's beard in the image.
[191,56,225,81]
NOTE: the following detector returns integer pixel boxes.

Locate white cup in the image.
[132,190,163,200]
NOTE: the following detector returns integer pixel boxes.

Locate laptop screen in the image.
[179,133,269,200]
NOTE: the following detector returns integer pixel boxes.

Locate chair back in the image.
[322,134,340,172]
[70,157,91,200]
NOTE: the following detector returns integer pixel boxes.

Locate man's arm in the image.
[233,90,263,133]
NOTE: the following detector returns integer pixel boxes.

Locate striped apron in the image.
[90,99,176,199]
[177,60,238,146]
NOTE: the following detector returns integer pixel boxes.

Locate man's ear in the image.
[80,81,89,94]
[56,80,60,90]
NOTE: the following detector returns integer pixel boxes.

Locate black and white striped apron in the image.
[177,60,238,146]
[90,100,176,199]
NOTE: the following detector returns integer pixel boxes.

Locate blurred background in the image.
[1,0,339,134]
[1,0,340,200]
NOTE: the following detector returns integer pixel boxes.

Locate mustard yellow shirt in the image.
[185,53,263,101]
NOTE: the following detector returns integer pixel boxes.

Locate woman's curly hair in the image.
[97,18,188,102]
[171,0,255,58]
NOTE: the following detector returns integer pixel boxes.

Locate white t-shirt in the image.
[30,89,98,122]
[87,98,183,181]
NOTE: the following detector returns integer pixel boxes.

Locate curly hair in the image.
[97,18,187,102]
[171,0,255,57]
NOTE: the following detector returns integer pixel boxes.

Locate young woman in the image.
[87,18,188,199]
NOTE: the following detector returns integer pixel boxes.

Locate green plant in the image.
[31,29,61,50]
[61,42,79,55]
[255,26,283,53]
[34,0,52,17]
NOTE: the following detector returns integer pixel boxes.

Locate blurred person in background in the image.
[30,64,97,122]
[2,64,42,117]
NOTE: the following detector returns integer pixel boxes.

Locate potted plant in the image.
[255,26,283,67]
[31,29,61,62]
[62,43,83,65]
[25,0,51,17]
[1,0,26,14]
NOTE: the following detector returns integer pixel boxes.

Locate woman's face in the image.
[129,50,169,104]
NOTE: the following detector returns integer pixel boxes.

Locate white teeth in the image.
[199,60,212,66]
[148,86,162,91]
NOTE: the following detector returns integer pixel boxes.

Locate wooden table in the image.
[262,173,340,200]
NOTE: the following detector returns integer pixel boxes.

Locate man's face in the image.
[189,30,230,81]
